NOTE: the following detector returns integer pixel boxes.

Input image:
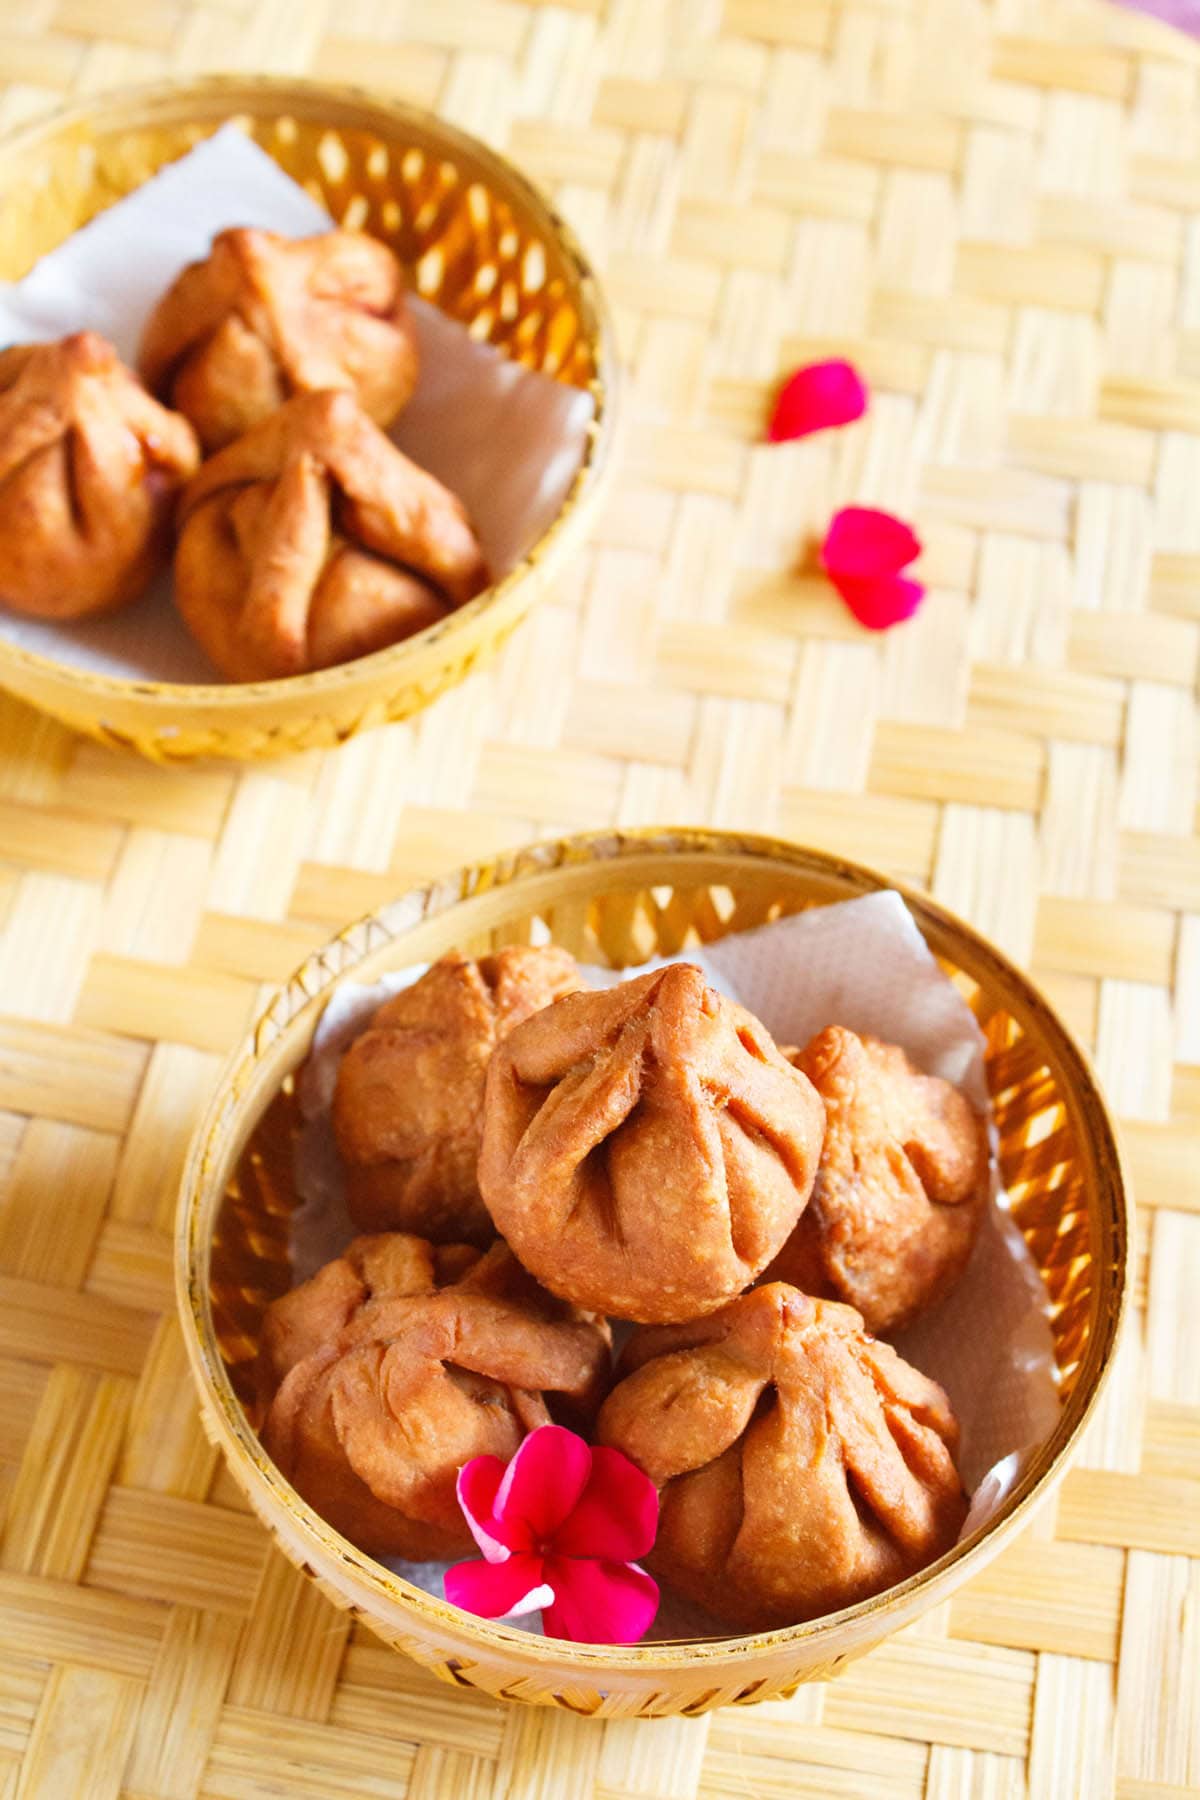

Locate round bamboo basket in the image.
[176,828,1129,1717]
[0,77,616,763]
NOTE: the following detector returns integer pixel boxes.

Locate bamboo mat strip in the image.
[0,0,1198,1794]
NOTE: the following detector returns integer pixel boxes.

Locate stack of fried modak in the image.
[255,945,989,1636]
[0,228,487,678]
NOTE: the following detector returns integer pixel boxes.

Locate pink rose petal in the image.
[831,572,926,631]
[494,1424,592,1545]
[821,506,921,581]
[444,1551,552,1619]
[457,1456,525,1561]
[820,506,925,632]
[767,359,868,443]
[541,1556,660,1646]
[551,1446,658,1562]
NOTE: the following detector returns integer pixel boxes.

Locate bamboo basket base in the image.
[182,832,1125,1718]
[0,77,616,762]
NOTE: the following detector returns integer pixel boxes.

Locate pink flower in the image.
[820,505,925,630]
[444,1424,659,1644]
[767,359,868,442]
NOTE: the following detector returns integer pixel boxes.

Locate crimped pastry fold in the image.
[174,389,487,678]
[0,331,197,619]
[139,227,419,451]
[478,964,825,1322]
[598,1282,966,1630]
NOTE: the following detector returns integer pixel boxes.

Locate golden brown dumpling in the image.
[597,1283,966,1631]
[259,1234,611,1560]
[765,1027,987,1334]
[477,964,826,1323]
[0,332,198,619]
[173,390,488,680]
[139,227,419,452]
[332,946,587,1243]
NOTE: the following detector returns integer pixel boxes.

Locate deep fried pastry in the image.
[255,1231,478,1412]
[259,1235,611,1559]
[0,332,198,619]
[173,390,488,679]
[139,227,419,452]
[765,1027,987,1334]
[477,964,826,1322]
[597,1283,966,1631]
[332,946,587,1242]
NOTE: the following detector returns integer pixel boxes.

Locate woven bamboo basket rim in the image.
[175,827,1129,1689]
[0,74,617,711]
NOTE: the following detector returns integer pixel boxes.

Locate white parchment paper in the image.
[0,126,594,682]
[288,893,1062,1639]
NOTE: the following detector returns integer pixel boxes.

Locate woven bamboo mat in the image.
[0,0,1198,1794]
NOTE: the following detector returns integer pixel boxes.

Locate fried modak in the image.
[173,390,487,679]
[766,1027,987,1334]
[477,964,826,1323]
[139,227,419,452]
[597,1283,966,1631]
[259,1234,611,1559]
[0,332,198,619]
[332,947,586,1243]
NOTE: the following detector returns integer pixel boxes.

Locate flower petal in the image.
[541,1557,660,1646]
[821,506,921,581]
[444,1552,551,1620]
[551,1446,659,1561]
[494,1424,593,1545]
[457,1455,531,1559]
[830,571,925,631]
[767,360,868,443]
